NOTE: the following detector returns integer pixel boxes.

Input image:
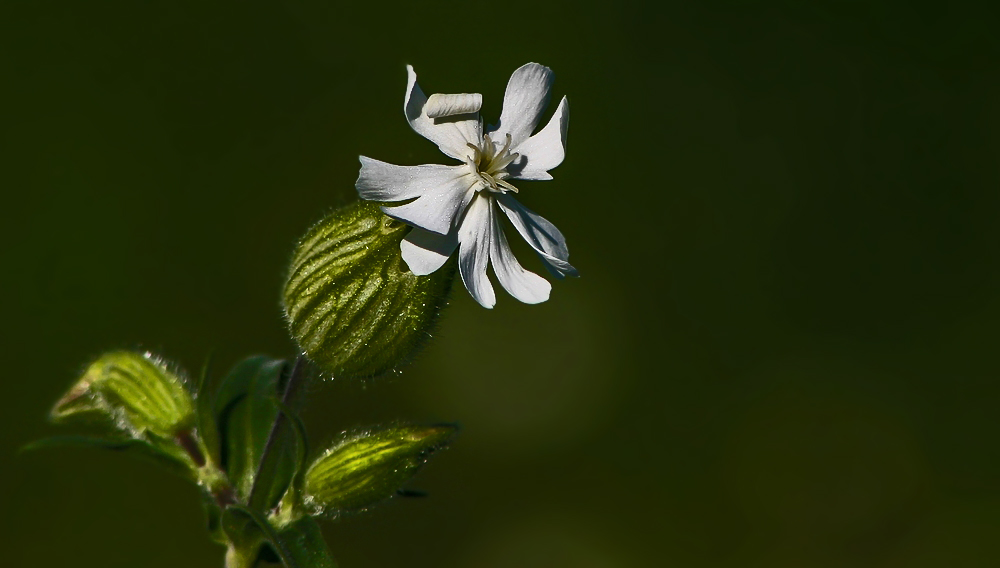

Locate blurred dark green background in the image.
[4,1,1000,566]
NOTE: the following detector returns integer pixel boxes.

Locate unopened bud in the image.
[303,424,456,514]
[282,200,456,379]
[52,351,195,438]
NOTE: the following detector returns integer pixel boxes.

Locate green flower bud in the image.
[52,351,195,439]
[303,424,456,514]
[282,200,456,379]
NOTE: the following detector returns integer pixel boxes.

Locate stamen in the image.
[480,171,499,189]
[487,151,518,174]
[499,133,513,156]
[496,179,520,193]
[465,143,481,166]
[470,133,521,194]
[482,135,495,161]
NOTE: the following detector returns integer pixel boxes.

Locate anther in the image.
[499,133,513,156]
[482,135,496,159]
[480,171,499,189]
[497,179,520,193]
[465,143,481,166]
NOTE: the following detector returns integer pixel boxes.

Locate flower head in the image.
[356,63,578,308]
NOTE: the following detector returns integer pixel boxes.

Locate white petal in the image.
[404,65,483,161]
[488,63,554,149]
[425,93,482,119]
[380,174,477,236]
[457,193,495,309]
[400,227,458,276]
[355,156,470,202]
[508,96,569,181]
[489,204,551,304]
[496,194,578,279]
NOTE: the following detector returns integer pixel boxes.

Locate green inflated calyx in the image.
[51,351,195,438]
[283,200,456,379]
[303,424,456,514]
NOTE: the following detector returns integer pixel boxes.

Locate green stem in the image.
[176,430,206,467]
[175,427,236,506]
[225,544,259,568]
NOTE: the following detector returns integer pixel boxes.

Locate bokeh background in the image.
[4,1,1000,566]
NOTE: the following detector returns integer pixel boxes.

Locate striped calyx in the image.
[51,351,195,438]
[283,200,456,378]
[303,424,456,514]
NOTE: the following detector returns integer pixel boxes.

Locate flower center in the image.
[466,133,520,194]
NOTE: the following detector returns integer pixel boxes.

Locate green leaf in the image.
[303,424,457,514]
[214,356,297,508]
[213,356,279,428]
[276,400,309,499]
[283,200,456,379]
[274,517,337,568]
[214,356,283,493]
[22,435,194,479]
[223,506,337,568]
[195,353,222,468]
[224,505,295,567]
[221,505,265,568]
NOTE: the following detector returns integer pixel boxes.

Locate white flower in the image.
[355,63,578,309]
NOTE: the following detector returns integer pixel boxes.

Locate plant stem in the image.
[176,430,206,467]
[225,544,257,568]
[247,354,307,511]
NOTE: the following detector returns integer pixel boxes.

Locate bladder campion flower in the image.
[356,63,578,308]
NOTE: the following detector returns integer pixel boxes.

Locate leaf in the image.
[224,505,295,567]
[214,355,279,431]
[214,356,297,508]
[214,356,283,493]
[276,400,309,500]
[22,435,193,479]
[223,506,337,568]
[246,396,310,515]
[274,517,337,568]
[195,353,222,468]
[221,505,265,567]
[282,200,456,379]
